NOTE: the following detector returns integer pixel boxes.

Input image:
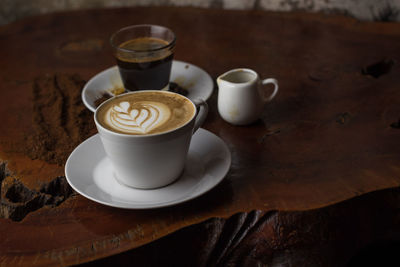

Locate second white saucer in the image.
[82,60,214,112]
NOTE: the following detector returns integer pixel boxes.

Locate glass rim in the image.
[110,24,176,53]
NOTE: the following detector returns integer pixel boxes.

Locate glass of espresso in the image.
[110,25,176,91]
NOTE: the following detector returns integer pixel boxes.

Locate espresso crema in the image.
[96,91,195,135]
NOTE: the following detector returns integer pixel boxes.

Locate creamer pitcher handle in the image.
[192,99,208,133]
[261,78,279,102]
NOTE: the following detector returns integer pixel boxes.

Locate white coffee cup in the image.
[94,90,208,189]
[217,68,278,125]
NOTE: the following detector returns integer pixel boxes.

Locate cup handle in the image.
[261,78,279,102]
[192,99,208,133]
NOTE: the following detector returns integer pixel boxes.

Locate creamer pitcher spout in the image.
[216,71,232,88]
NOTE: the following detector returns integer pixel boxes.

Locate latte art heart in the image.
[106,101,171,134]
[97,91,196,135]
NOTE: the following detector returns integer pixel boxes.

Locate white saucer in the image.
[82,60,214,112]
[65,128,231,209]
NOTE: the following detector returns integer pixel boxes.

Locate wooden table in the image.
[1,7,400,266]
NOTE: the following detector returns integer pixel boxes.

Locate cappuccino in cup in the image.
[94,90,208,189]
[96,91,195,135]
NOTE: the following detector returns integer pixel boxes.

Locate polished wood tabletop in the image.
[0,6,400,266]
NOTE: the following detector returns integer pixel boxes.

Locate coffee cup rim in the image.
[94,90,197,138]
[110,24,176,54]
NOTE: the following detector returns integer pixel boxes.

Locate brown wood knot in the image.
[362,58,396,78]
[336,112,352,125]
[390,119,400,129]
[1,173,74,222]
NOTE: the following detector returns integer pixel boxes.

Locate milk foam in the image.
[105,101,171,134]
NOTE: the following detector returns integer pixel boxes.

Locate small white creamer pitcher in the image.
[217,68,279,125]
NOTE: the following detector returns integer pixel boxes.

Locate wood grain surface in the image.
[0,7,399,266]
